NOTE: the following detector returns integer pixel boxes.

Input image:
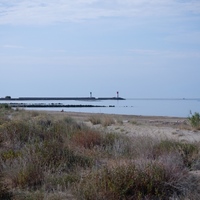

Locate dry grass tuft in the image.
[71,129,102,149]
[88,115,102,125]
[89,115,115,127]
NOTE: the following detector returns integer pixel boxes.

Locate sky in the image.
[0,0,200,98]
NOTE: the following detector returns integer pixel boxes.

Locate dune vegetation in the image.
[0,105,200,199]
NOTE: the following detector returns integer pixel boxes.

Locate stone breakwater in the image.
[0,97,125,101]
[6,103,115,108]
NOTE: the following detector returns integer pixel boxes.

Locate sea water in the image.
[2,99,200,117]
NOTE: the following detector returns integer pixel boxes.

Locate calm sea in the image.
[2,99,200,117]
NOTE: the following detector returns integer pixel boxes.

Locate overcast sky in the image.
[0,0,200,98]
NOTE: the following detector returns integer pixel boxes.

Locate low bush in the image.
[6,142,93,190]
[37,141,94,172]
[13,162,44,189]
[75,160,189,200]
[0,120,31,147]
[152,140,199,168]
[105,135,134,158]
[102,132,119,147]
[71,129,102,149]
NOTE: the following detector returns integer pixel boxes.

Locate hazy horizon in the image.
[1,1,200,99]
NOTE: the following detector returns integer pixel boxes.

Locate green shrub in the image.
[189,112,200,129]
[0,104,11,110]
[1,149,22,161]
[0,120,33,147]
[37,141,93,172]
[0,115,84,147]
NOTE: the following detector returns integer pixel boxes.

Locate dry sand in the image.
[50,111,200,143]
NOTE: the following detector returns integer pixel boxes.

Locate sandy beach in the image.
[49,111,200,142]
